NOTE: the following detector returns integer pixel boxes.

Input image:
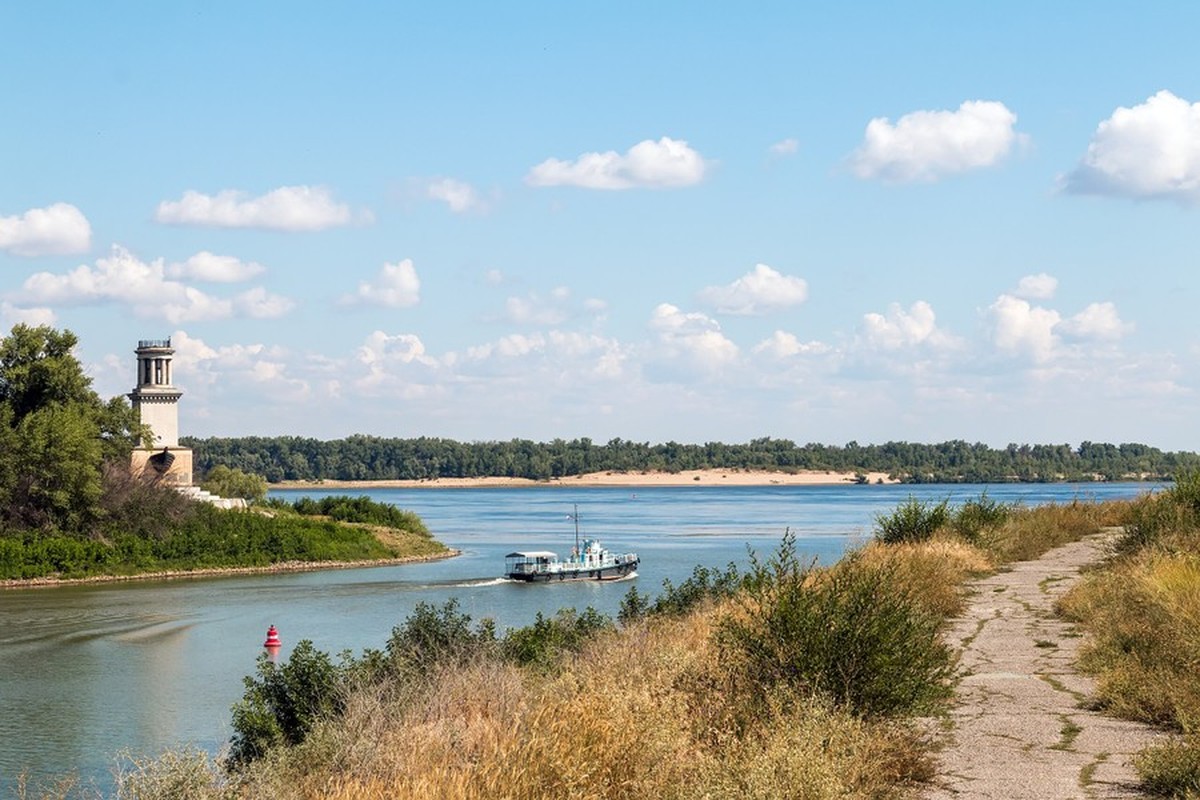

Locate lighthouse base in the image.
[131,447,194,486]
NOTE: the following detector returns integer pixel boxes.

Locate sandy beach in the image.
[271,468,899,490]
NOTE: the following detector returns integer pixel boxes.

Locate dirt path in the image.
[924,534,1160,799]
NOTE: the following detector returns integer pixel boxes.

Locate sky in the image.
[2,2,1199,449]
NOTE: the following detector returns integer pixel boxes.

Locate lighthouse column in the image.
[128,338,193,485]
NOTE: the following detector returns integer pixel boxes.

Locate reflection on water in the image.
[0,482,1155,787]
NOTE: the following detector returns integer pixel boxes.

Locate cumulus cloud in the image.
[1063,90,1200,203]
[752,330,830,358]
[1014,273,1058,300]
[769,138,799,156]
[648,303,738,369]
[988,294,1062,363]
[526,137,708,190]
[155,185,357,230]
[171,330,308,398]
[0,301,56,327]
[1058,302,1133,340]
[12,245,293,323]
[698,264,809,316]
[166,251,266,283]
[850,100,1024,182]
[425,177,486,213]
[342,259,421,308]
[861,301,957,350]
[0,203,91,256]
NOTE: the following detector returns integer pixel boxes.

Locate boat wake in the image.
[449,577,514,588]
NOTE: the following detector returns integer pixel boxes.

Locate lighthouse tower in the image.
[129,338,193,485]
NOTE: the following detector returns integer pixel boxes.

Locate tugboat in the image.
[504,505,639,582]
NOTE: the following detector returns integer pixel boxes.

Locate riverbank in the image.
[0,549,461,590]
[270,468,899,490]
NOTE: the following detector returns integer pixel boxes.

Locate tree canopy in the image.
[0,324,146,533]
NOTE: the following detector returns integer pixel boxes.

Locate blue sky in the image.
[3,2,1199,449]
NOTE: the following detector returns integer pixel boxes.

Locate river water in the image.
[0,482,1154,788]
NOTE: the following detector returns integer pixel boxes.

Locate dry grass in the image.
[220,608,928,800]
[845,536,993,618]
[979,500,1130,563]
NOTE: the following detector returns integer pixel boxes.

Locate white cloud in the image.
[1063,90,1200,203]
[648,303,738,369]
[526,137,708,190]
[0,203,91,256]
[769,138,799,156]
[358,331,437,367]
[698,264,809,316]
[1058,302,1133,341]
[752,330,830,358]
[342,259,421,308]
[426,177,486,213]
[861,301,956,350]
[1014,273,1058,300]
[850,100,1024,182]
[171,331,309,399]
[166,251,266,283]
[0,302,57,327]
[988,294,1062,363]
[154,185,356,230]
[12,245,292,324]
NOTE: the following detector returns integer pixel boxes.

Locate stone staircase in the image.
[175,485,248,510]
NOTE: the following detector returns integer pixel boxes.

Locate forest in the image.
[184,434,1200,484]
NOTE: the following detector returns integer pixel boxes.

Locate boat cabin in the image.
[504,550,558,578]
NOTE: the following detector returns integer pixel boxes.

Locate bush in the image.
[874,497,949,544]
[200,464,267,503]
[952,492,1012,542]
[228,641,347,768]
[501,607,613,670]
[720,533,954,718]
[382,599,496,677]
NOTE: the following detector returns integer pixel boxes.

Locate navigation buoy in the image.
[263,625,281,648]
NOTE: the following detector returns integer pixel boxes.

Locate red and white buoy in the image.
[263,625,281,648]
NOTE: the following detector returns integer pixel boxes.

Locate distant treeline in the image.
[181,435,1200,484]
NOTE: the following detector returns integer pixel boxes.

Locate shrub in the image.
[228,641,347,768]
[874,497,949,544]
[382,599,496,677]
[500,607,613,670]
[651,562,742,617]
[952,492,1012,542]
[720,533,955,718]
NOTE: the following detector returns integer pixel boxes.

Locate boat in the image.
[504,505,639,582]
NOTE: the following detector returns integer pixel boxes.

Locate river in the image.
[0,481,1154,789]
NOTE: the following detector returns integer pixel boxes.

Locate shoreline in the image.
[0,549,461,591]
[269,468,899,490]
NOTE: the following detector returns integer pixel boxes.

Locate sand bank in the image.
[271,468,898,490]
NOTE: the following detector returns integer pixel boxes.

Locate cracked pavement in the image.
[923,534,1160,799]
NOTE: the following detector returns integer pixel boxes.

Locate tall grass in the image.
[1059,476,1200,796]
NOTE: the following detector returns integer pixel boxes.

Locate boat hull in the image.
[506,558,639,583]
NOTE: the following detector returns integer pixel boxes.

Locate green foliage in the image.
[651,562,742,616]
[720,533,955,718]
[952,492,1013,542]
[228,641,347,767]
[290,494,430,535]
[0,324,146,536]
[1119,472,1200,555]
[874,496,950,544]
[200,464,267,503]
[383,599,497,677]
[500,607,613,670]
[617,586,651,624]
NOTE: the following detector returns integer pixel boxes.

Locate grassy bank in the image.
[0,493,445,584]
[23,494,1136,799]
[1059,474,1200,797]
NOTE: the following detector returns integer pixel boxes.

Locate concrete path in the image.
[924,534,1159,799]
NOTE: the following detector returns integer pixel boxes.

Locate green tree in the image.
[0,324,146,533]
[200,464,268,503]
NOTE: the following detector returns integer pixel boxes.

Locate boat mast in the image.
[573,503,580,557]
